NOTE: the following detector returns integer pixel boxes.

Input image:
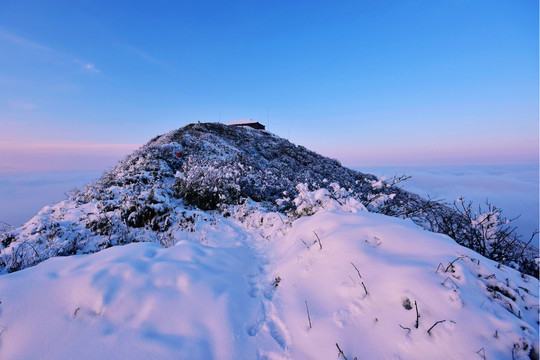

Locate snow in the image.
[0,195,537,359]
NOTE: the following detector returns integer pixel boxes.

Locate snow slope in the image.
[0,198,537,359]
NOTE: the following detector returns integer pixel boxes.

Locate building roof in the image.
[226,120,265,130]
[227,120,259,126]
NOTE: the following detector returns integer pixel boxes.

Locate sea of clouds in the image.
[360,164,539,246]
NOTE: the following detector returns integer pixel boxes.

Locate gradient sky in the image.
[0,0,538,171]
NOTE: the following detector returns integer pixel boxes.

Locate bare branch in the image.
[361,282,368,296]
[445,255,467,273]
[414,301,420,329]
[441,277,459,288]
[427,320,446,335]
[336,343,347,360]
[351,262,362,279]
[305,300,312,329]
[313,231,322,250]
[399,324,411,334]
[476,347,486,360]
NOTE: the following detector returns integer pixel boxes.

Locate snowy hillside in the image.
[0,122,538,359]
[0,196,538,359]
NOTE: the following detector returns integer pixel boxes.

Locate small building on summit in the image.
[227,119,265,130]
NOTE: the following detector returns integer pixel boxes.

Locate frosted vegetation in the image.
[0,123,537,276]
[0,123,538,359]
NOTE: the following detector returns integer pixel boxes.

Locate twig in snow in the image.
[435,263,445,273]
[476,347,486,360]
[441,277,459,288]
[427,320,446,335]
[301,238,310,249]
[399,324,411,334]
[305,300,312,329]
[351,262,362,279]
[414,301,420,329]
[445,255,467,272]
[361,282,368,296]
[313,231,322,250]
[336,343,347,360]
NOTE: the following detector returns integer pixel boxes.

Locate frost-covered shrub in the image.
[173,158,243,210]
[1,233,16,249]
[288,182,366,217]
[292,183,328,216]
[451,198,538,273]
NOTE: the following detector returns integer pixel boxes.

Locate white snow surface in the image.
[0,193,538,360]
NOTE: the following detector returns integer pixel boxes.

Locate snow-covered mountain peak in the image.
[1,122,536,276]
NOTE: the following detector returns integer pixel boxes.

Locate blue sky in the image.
[0,0,538,171]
